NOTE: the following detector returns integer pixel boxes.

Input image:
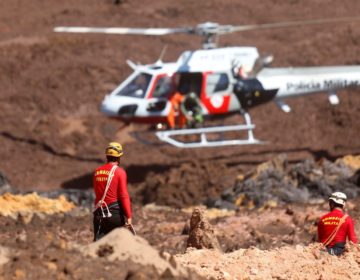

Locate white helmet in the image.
[329,192,347,206]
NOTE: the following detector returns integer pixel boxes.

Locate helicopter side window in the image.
[152,76,174,98]
[116,73,152,98]
[206,73,229,95]
[177,73,202,95]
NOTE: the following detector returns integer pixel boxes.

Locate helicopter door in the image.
[202,72,231,114]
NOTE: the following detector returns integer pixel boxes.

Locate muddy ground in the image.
[1,1,360,279]
[1,196,360,279]
[0,0,360,199]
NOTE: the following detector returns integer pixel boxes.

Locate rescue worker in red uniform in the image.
[93,142,132,241]
[318,192,357,255]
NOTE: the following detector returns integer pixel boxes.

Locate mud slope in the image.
[0,0,359,193]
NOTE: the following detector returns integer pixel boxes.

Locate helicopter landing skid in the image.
[155,112,264,148]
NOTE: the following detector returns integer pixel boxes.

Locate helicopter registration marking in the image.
[210,95,224,108]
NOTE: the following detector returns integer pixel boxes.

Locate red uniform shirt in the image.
[93,163,132,219]
[318,208,357,247]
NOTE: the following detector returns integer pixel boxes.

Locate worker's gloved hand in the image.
[186,114,193,121]
[195,115,203,123]
[124,218,136,236]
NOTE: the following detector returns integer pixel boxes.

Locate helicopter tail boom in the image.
[255,65,360,111]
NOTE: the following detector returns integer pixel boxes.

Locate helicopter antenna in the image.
[159,45,168,61]
[126,60,137,70]
[153,45,168,66]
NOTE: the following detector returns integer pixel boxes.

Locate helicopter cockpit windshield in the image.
[116,72,152,98]
[152,75,177,98]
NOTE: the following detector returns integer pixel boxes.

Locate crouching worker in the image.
[93,142,132,241]
[317,192,357,255]
[180,92,204,128]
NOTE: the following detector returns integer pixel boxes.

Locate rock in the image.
[0,171,15,195]
[187,208,222,251]
[0,246,9,266]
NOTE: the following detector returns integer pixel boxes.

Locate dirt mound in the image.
[175,243,360,280]
[82,228,190,277]
[0,212,205,280]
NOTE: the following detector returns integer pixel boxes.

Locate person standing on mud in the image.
[93,142,132,241]
[317,192,357,255]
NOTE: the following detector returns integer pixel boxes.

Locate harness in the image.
[94,165,118,218]
[323,214,348,248]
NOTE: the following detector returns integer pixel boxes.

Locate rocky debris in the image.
[208,154,360,210]
[0,154,357,214]
[0,192,75,220]
[0,171,15,195]
[4,154,358,215]
[0,169,94,208]
[187,208,221,251]
[175,243,360,280]
[38,188,95,208]
[336,155,360,171]
[350,169,360,186]
[139,160,236,208]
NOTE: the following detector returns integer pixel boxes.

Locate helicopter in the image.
[54,18,360,148]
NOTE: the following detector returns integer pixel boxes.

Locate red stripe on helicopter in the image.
[200,71,231,114]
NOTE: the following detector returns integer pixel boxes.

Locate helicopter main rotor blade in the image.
[54,17,360,49]
[54,26,190,36]
[230,16,360,32]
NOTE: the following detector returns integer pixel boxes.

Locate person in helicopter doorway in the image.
[180,91,204,128]
[167,90,186,129]
[317,191,358,256]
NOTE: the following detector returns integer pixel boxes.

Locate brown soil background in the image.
[1,0,360,200]
[1,2,360,278]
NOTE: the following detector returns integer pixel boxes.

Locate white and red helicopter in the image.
[54,18,360,148]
